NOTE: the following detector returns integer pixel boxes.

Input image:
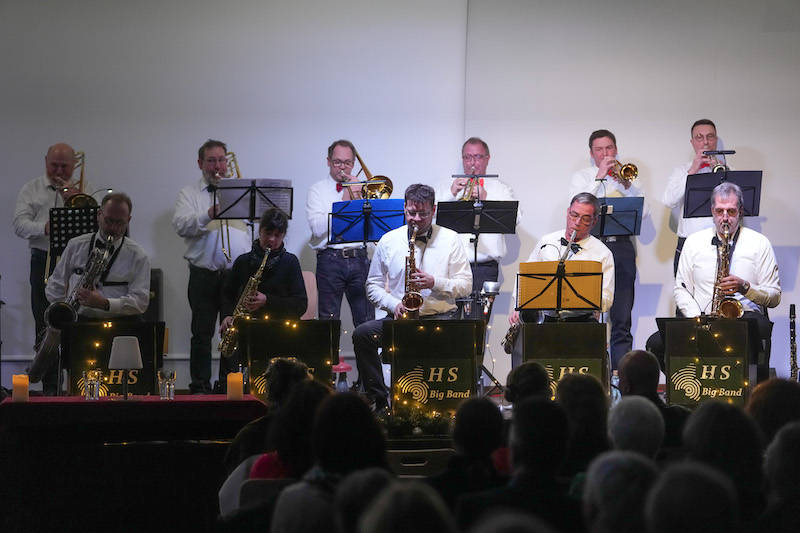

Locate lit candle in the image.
[227,372,243,400]
[12,374,29,402]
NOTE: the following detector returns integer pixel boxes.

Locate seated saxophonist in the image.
[647,182,781,371]
[219,208,307,380]
[353,184,472,412]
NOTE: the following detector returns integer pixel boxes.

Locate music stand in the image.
[436,200,518,268]
[48,206,99,263]
[215,179,294,240]
[684,170,762,218]
[516,260,603,312]
[591,197,644,238]
[329,199,405,248]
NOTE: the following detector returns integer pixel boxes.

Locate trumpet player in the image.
[647,182,780,372]
[435,137,518,293]
[569,130,642,369]
[353,184,472,412]
[14,143,94,392]
[306,139,373,327]
[662,119,727,274]
[173,139,250,394]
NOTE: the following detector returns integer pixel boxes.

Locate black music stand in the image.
[684,170,762,218]
[238,319,341,397]
[436,200,519,269]
[215,179,294,240]
[63,321,165,396]
[329,199,405,248]
[48,207,99,273]
[591,197,644,238]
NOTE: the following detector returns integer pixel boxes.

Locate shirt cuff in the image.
[107,298,122,315]
[198,212,212,227]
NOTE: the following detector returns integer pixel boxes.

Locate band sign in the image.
[392,359,475,415]
[668,357,747,407]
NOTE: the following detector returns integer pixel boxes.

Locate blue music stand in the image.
[329,199,405,246]
[590,197,644,238]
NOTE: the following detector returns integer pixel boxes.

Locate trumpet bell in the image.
[362,175,393,199]
[64,192,98,208]
[613,160,638,183]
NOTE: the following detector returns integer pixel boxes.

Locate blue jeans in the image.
[316,248,374,327]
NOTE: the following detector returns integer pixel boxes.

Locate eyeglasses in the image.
[203,158,227,165]
[568,211,595,225]
[462,154,487,161]
[406,210,432,218]
[330,159,354,167]
[713,207,739,217]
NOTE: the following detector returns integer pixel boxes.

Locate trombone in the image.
[217,151,241,262]
[353,148,392,199]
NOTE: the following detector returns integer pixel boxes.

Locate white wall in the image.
[1,0,798,387]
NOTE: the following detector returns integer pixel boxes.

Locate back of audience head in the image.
[556,373,609,472]
[764,420,800,503]
[265,357,310,407]
[505,362,552,403]
[334,468,394,533]
[746,377,800,444]
[510,397,569,477]
[607,396,665,458]
[452,397,504,459]
[583,451,658,533]
[646,462,740,533]
[469,511,558,533]
[359,481,457,533]
[618,350,660,398]
[312,392,387,476]
[269,379,331,477]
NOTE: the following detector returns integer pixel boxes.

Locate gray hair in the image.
[570,192,601,218]
[607,396,665,458]
[711,181,743,213]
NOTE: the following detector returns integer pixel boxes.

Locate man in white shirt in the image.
[305,139,374,327]
[568,129,641,369]
[648,182,780,371]
[14,143,92,393]
[435,137,518,294]
[662,119,726,274]
[508,193,615,366]
[173,139,250,393]
[353,184,472,410]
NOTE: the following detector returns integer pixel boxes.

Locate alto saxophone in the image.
[29,234,115,383]
[711,223,744,319]
[400,225,424,319]
[218,247,271,358]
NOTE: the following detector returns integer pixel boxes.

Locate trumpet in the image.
[215,151,241,262]
[611,160,638,184]
[353,148,392,199]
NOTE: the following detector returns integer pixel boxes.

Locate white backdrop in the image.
[2,0,798,388]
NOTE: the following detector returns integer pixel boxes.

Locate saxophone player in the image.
[353,184,472,411]
[219,208,307,376]
[647,182,781,371]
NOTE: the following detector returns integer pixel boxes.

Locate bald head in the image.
[618,350,660,397]
[45,143,77,186]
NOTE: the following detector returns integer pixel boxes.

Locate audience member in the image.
[270,393,387,533]
[428,397,506,509]
[360,481,458,533]
[645,462,740,533]
[746,378,800,445]
[505,362,552,403]
[223,357,310,474]
[583,451,659,533]
[469,511,558,533]
[334,468,394,533]
[617,349,690,450]
[556,373,610,477]
[607,396,665,458]
[682,400,766,523]
[250,379,331,479]
[756,421,800,532]
[456,398,584,533]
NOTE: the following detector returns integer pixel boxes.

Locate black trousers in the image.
[470,260,499,295]
[603,237,636,369]
[30,249,61,394]
[188,265,232,393]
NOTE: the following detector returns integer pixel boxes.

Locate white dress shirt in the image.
[366,224,472,316]
[568,165,644,201]
[172,178,250,271]
[45,232,151,318]
[662,161,717,238]
[14,175,95,251]
[306,177,364,251]
[675,226,781,317]
[523,230,615,313]
[434,178,519,263]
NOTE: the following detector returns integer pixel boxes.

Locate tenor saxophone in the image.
[218,247,271,358]
[400,225,424,319]
[711,223,744,319]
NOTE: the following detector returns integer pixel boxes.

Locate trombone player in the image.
[13,143,93,393]
[435,137,518,294]
[568,130,642,370]
[306,139,374,327]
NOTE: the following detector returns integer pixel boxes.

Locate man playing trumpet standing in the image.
[353,184,472,411]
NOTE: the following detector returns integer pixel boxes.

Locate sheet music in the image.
[217,178,293,218]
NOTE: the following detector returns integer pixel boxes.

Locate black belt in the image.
[472,260,499,267]
[320,247,366,258]
[600,235,630,243]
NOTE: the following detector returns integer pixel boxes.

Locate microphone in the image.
[703,150,736,156]
[681,282,711,315]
